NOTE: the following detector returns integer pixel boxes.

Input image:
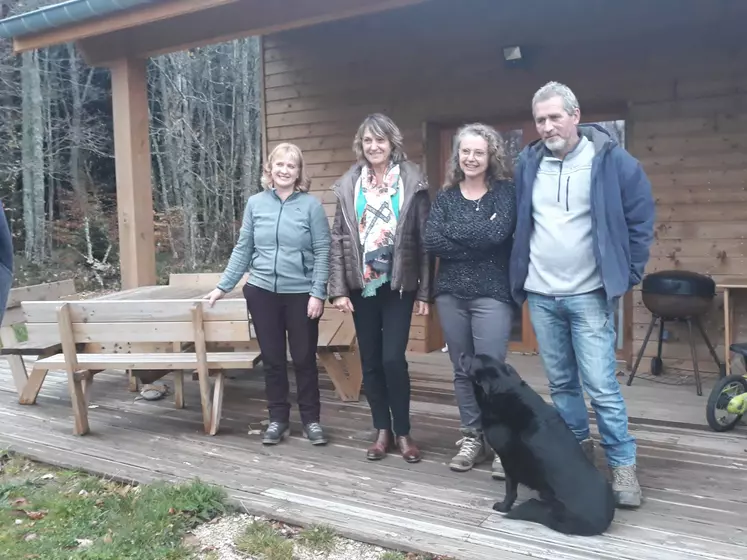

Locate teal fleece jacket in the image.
[217,189,331,299]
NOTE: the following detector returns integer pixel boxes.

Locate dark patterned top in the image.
[423,180,516,304]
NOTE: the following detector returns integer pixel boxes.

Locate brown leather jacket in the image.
[328,160,433,303]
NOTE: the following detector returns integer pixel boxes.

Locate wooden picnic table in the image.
[12,274,362,411]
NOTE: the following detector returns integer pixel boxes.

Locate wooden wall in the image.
[261,0,747,363]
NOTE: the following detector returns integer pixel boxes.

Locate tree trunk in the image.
[21,49,46,263]
[240,37,262,207]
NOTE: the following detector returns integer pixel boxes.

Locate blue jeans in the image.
[527,291,636,467]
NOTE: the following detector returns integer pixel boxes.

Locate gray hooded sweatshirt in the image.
[524,135,602,296]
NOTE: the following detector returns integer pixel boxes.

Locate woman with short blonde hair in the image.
[207,142,331,446]
[328,113,432,463]
[260,142,312,192]
[424,122,517,478]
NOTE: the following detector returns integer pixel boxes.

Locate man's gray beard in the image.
[544,137,567,153]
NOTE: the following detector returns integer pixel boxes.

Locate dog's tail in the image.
[504,499,610,536]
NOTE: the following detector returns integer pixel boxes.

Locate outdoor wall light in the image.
[503,45,528,69]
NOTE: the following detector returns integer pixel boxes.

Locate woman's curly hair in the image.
[443,123,508,188]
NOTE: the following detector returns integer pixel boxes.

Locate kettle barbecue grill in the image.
[626,270,725,396]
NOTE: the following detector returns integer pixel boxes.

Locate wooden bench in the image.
[0,279,78,395]
[168,273,364,402]
[21,299,260,436]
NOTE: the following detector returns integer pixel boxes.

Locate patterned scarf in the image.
[356,163,401,297]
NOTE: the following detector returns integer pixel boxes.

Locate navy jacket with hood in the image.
[0,200,13,324]
[509,124,655,305]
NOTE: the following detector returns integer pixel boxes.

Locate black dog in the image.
[466,354,615,536]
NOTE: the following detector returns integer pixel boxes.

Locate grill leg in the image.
[656,319,665,360]
[686,318,703,396]
[627,314,658,387]
[694,317,725,377]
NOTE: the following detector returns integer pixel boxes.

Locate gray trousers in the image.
[436,294,513,433]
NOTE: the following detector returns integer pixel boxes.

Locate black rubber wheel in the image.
[706,374,747,432]
[650,356,663,376]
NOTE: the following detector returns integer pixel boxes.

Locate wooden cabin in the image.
[2,0,746,372]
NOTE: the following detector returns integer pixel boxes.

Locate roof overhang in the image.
[2,0,429,66]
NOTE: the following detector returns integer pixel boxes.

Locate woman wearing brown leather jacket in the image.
[328,113,432,463]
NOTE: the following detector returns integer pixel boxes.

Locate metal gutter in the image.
[0,0,158,40]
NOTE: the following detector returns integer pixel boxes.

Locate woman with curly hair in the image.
[207,142,331,447]
[424,123,516,478]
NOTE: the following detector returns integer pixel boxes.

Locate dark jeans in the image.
[350,285,416,436]
[243,284,321,425]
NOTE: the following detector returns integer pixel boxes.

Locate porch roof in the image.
[0,0,156,40]
[0,0,428,65]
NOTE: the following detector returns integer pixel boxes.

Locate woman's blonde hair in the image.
[261,142,311,192]
[352,113,407,166]
[443,123,508,189]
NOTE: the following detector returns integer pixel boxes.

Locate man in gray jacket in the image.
[510,82,655,508]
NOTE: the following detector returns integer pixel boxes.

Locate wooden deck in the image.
[1,351,746,559]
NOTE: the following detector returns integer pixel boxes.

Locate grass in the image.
[297,524,337,552]
[0,452,228,560]
[234,520,293,560]
[380,553,407,560]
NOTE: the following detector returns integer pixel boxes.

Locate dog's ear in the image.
[474,354,501,371]
[502,362,522,380]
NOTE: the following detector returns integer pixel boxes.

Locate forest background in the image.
[0,0,263,290]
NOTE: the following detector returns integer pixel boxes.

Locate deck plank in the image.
[1,352,745,559]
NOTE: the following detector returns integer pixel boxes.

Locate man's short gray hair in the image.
[532,81,580,115]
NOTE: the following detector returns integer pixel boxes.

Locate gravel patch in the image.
[190,513,397,560]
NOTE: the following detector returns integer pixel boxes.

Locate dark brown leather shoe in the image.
[397,435,422,463]
[366,429,393,460]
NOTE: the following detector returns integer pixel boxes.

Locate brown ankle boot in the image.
[366,429,393,460]
[397,435,422,463]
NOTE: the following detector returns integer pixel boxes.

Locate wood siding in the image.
[262,0,747,363]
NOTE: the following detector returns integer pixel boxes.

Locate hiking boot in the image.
[303,422,328,445]
[612,465,642,508]
[262,421,289,445]
[580,437,595,465]
[491,455,505,480]
[449,434,488,472]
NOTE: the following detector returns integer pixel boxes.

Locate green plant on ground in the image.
[297,523,337,552]
[234,519,293,560]
[380,552,407,560]
[0,455,228,560]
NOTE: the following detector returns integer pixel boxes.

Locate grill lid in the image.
[641,270,715,298]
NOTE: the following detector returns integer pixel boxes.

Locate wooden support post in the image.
[173,341,185,409]
[191,304,213,434]
[110,57,157,289]
[57,303,89,435]
[0,326,29,394]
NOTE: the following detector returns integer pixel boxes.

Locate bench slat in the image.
[37,351,261,370]
[27,320,252,344]
[22,299,249,324]
[317,318,342,347]
[329,317,356,348]
[0,340,63,355]
[6,279,76,309]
